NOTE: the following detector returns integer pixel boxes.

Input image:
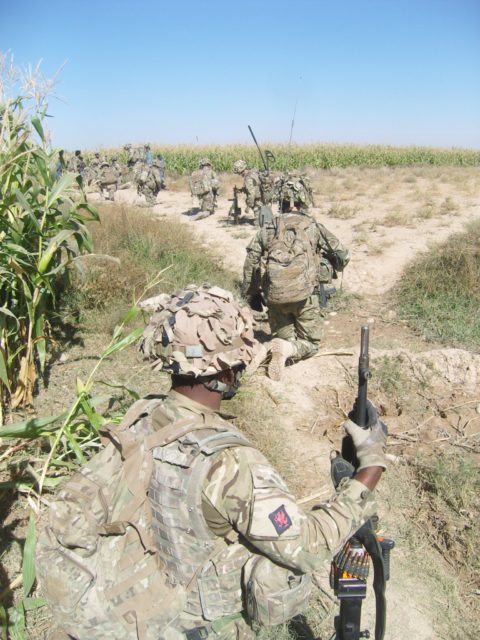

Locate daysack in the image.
[35,399,194,640]
[265,213,319,304]
[189,169,211,196]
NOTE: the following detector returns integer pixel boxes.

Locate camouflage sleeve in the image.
[316,223,350,271]
[244,175,258,208]
[242,231,264,295]
[202,447,377,573]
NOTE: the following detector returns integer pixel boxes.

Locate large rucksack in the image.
[189,169,211,196]
[265,213,319,304]
[35,399,199,640]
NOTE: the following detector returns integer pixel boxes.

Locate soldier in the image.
[189,157,219,221]
[136,157,164,205]
[36,284,387,640]
[243,173,350,380]
[69,149,86,179]
[97,159,119,200]
[137,285,386,637]
[232,159,262,223]
[157,153,167,189]
[144,143,153,165]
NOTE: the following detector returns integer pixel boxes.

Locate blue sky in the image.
[2,0,479,150]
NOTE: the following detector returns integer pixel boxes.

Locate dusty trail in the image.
[132,175,480,640]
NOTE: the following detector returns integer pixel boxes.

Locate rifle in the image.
[228,185,242,224]
[318,283,337,309]
[330,326,394,640]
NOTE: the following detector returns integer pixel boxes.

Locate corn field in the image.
[0,60,98,416]
[88,143,480,175]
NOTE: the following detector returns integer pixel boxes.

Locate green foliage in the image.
[70,205,239,323]
[394,219,480,349]
[0,60,98,412]
[95,143,480,175]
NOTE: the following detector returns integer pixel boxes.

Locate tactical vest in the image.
[137,402,255,622]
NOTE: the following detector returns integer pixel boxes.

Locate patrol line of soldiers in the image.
[188,157,275,223]
[58,144,167,204]
[38,156,390,640]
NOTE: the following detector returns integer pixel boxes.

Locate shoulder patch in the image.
[268,505,292,535]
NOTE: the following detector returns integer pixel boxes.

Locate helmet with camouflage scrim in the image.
[139,285,259,378]
[233,159,247,174]
[199,157,212,168]
[275,171,314,212]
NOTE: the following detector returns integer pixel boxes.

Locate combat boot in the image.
[267,339,296,381]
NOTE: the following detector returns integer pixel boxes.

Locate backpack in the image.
[189,169,211,196]
[265,214,319,304]
[35,399,198,640]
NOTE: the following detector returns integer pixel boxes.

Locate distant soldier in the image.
[233,159,262,223]
[136,158,164,205]
[69,150,86,179]
[144,144,153,166]
[189,157,219,221]
[98,160,119,201]
[157,153,167,189]
[242,172,350,380]
[55,150,65,180]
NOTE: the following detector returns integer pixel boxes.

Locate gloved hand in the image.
[348,398,378,427]
[343,404,388,471]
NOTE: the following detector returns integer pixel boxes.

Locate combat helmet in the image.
[139,285,259,379]
[198,157,212,168]
[233,159,247,174]
[275,171,314,211]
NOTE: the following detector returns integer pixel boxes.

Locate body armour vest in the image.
[133,399,254,622]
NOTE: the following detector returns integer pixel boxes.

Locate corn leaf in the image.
[37,229,76,274]
[103,327,143,358]
[31,115,45,141]
[23,512,36,597]
[0,412,66,438]
[0,348,10,390]
[46,173,74,209]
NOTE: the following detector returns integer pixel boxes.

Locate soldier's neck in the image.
[172,383,222,411]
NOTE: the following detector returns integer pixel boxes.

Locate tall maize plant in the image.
[0,56,98,417]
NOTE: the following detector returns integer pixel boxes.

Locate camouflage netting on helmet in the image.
[139,285,259,377]
[275,171,315,209]
[199,157,212,168]
[233,159,247,173]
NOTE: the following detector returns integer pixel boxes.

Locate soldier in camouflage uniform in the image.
[243,173,350,380]
[233,159,262,223]
[134,285,386,639]
[189,157,219,221]
[136,157,165,205]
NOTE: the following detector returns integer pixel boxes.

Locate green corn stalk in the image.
[1,71,99,415]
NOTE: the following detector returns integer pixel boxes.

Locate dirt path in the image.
[135,170,480,640]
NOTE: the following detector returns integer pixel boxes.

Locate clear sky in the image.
[2,0,479,150]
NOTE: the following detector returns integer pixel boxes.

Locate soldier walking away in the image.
[242,172,350,380]
[189,157,219,221]
[98,159,119,200]
[36,284,387,640]
[136,157,165,205]
[232,159,262,224]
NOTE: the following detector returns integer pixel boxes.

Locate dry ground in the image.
[2,166,479,639]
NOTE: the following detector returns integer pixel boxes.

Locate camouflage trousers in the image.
[199,192,216,214]
[268,294,324,360]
